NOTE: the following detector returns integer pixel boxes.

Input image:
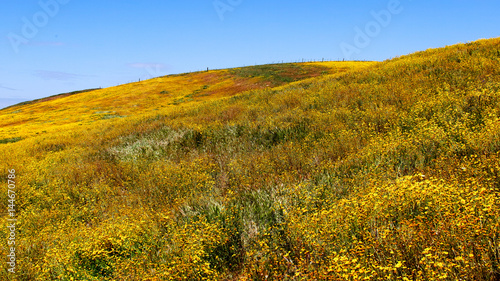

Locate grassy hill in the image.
[0,39,499,280]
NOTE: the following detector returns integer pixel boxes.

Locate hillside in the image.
[0,39,499,280]
[0,62,373,142]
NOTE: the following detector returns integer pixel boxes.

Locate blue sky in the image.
[1,0,499,109]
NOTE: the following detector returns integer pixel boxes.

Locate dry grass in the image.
[0,39,499,280]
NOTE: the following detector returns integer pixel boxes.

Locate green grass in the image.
[228,63,335,86]
[0,137,22,144]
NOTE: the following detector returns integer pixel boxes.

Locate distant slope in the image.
[0,61,375,142]
[0,39,499,280]
[2,88,100,110]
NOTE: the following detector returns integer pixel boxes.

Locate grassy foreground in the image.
[0,39,499,280]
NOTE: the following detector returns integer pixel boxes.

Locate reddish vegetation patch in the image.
[0,119,34,128]
[40,93,76,103]
[226,77,270,94]
[201,72,221,83]
[193,63,338,100]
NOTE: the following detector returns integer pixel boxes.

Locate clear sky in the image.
[1,0,499,109]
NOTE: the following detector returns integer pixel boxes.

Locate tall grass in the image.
[0,39,499,280]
